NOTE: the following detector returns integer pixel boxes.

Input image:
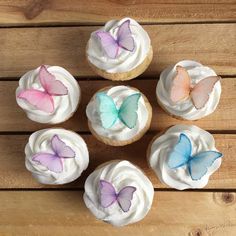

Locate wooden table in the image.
[0,1,235,235]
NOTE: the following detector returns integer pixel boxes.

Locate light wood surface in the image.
[0,0,235,26]
[0,1,235,235]
[2,78,235,132]
[0,134,234,189]
[1,24,236,78]
[0,191,235,236]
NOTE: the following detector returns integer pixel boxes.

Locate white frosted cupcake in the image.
[25,128,89,185]
[16,65,80,124]
[86,17,153,81]
[84,160,154,227]
[86,85,152,146]
[147,125,223,190]
[156,60,221,120]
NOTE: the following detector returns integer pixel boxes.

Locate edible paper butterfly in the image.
[170,65,221,109]
[32,135,75,173]
[167,133,222,180]
[17,65,68,113]
[96,92,141,129]
[96,19,135,59]
[99,180,136,212]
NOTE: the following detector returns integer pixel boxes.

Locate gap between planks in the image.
[0,75,235,82]
[1,21,236,29]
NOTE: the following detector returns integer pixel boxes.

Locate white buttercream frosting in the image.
[16,65,80,124]
[148,125,222,190]
[87,17,151,73]
[83,160,154,227]
[156,60,221,120]
[25,128,89,185]
[86,86,149,141]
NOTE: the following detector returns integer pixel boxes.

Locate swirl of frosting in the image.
[156,60,221,120]
[148,125,222,190]
[16,65,80,124]
[86,17,151,73]
[25,128,89,185]
[86,86,150,141]
[83,160,154,227]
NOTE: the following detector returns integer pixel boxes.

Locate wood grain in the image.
[1,78,235,132]
[0,134,235,189]
[0,24,236,78]
[0,1,235,235]
[0,191,235,235]
[0,0,235,26]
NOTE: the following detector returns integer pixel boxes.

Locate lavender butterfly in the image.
[96,19,135,59]
[32,135,75,173]
[99,180,136,212]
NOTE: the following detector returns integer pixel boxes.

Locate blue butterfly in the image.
[167,133,222,181]
[96,92,141,129]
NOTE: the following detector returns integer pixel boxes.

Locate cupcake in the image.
[86,17,153,81]
[147,125,223,190]
[16,65,80,124]
[86,85,152,146]
[25,128,89,185]
[156,60,221,120]
[83,160,154,227]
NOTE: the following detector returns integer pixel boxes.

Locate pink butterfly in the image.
[99,180,136,212]
[32,135,75,173]
[96,19,135,59]
[170,65,221,109]
[17,65,68,113]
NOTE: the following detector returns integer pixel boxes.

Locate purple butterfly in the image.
[96,19,135,59]
[99,180,136,212]
[32,135,75,173]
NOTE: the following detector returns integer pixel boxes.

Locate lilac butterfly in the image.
[96,19,135,59]
[99,180,136,212]
[32,135,75,173]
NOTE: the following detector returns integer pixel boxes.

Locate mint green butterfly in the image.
[96,92,141,129]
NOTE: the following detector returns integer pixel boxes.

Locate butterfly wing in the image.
[189,151,222,180]
[168,133,192,169]
[51,135,75,158]
[32,153,63,173]
[96,92,118,129]
[190,76,221,109]
[118,93,141,129]
[39,65,68,96]
[170,65,191,103]
[117,186,136,212]
[17,89,54,113]
[117,19,135,52]
[96,31,119,59]
[99,180,117,208]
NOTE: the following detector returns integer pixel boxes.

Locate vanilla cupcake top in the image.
[156,60,221,120]
[16,65,80,124]
[87,17,151,73]
[86,85,150,141]
[83,160,154,227]
[148,125,223,190]
[25,128,89,185]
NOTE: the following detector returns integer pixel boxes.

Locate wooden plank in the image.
[0,0,235,26]
[1,78,235,132]
[0,134,235,189]
[0,24,236,78]
[0,191,235,235]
